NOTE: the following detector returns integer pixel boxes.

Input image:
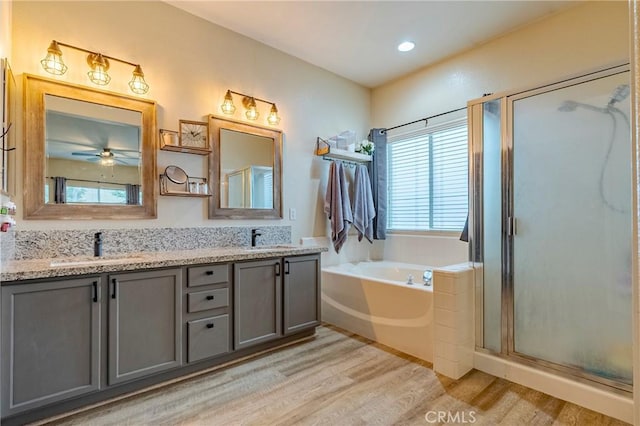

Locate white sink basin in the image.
[242,245,295,252]
[50,255,147,267]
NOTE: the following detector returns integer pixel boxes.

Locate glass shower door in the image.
[510,70,632,388]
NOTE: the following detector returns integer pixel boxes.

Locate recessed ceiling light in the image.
[397,41,415,52]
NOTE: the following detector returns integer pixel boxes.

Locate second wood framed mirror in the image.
[209,115,282,219]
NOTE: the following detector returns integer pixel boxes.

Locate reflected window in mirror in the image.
[24,74,156,219]
[209,115,282,219]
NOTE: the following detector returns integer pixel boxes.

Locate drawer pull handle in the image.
[206,323,215,329]
[92,281,98,303]
[111,278,118,299]
[206,295,215,300]
[205,270,214,276]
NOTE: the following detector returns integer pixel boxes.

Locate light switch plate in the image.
[289,208,297,220]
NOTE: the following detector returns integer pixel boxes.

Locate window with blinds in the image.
[387,119,468,232]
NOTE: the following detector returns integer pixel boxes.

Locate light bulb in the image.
[245,97,259,121]
[87,53,111,86]
[221,90,236,115]
[40,41,68,75]
[129,65,149,94]
[267,104,281,125]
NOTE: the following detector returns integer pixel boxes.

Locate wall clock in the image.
[179,120,208,149]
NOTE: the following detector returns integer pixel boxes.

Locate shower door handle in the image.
[508,216,517,236]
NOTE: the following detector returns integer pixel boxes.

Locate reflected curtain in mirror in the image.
[53,176,66,203]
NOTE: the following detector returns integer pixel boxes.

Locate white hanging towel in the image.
[324,161,353,253]
[352,164,376,243]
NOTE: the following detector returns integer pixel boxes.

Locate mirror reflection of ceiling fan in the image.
[71,147,131,166]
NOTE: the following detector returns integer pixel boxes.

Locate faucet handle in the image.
[94,232,103,240]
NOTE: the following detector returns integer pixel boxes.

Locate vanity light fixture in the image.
[40,40,150,95]
[220,89,281,125]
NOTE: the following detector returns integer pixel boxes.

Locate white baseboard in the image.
[474,351,633,424]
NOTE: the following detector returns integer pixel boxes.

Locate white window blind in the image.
[387,119,468,231]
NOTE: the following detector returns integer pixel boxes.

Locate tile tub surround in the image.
[1,245,327,282]
[11,226,291,260]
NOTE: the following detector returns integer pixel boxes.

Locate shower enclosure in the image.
[469,64,632,391]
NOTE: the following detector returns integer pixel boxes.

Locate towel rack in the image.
[315,137,372,165]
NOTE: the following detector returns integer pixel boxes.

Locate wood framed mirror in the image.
[208,115,282,219]
[23,74,157,219]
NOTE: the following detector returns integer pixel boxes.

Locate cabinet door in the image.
[234,259,282,350]
[283,254,321,335]
[108,269,182,385]
[1,277,101,417]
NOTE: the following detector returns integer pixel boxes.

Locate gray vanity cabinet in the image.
[283,254,321,335]
[108,269,182,385]
[1,277,101,417]
[234,259,283,349]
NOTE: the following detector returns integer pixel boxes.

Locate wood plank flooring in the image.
[37,325,629,426]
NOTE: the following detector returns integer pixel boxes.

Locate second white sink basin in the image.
[50,254,147,267]
[243,245,295,252]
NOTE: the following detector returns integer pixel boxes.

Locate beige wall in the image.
[0,0,10,60]
[369,1,630,267]
[373,2,629,126]
[11,1,370,245]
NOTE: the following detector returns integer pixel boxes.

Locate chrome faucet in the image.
[94,232,103,257]
[251,229,262,247]
[407,274,414,285]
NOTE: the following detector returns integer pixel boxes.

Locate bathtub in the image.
[321,261,434,362]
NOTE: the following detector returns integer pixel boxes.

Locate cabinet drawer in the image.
[188,315,230,363]
[188,288,229,313]
[188,264,229,287]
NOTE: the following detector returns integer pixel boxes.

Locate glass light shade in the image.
[245,98,259,121]
[267,104,281,125]
[87,54,111,86]
[100,157,115,167]
[40,41,68,75]
[129,65,149,94]
[221,90,236,114]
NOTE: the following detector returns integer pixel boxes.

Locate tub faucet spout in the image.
[423,270,432,286]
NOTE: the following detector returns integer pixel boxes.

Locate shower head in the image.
[608,84,630,106]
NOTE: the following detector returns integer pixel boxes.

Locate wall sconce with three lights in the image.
[40,40,149,95]
[221,90,281,125]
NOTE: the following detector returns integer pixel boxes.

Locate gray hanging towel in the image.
[352,164,375,243]
[324,161,353,253]
[367,128,387,239]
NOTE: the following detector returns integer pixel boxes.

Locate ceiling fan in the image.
[71,148,129,165]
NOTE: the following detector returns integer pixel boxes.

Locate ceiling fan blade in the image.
[71,152,98,156]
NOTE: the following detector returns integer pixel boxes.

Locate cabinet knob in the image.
[206,323,215,329]
[205,270,214,276]
[206,295,215,300]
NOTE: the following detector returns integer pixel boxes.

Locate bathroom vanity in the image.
[0,246,323,425]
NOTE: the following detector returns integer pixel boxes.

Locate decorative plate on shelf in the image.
[179,120,208,149]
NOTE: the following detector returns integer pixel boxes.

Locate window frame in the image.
[386,117,468,235]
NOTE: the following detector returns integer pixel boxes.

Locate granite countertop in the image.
[1,245,328,282]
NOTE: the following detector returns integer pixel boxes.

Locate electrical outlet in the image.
[289,208,297,221]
